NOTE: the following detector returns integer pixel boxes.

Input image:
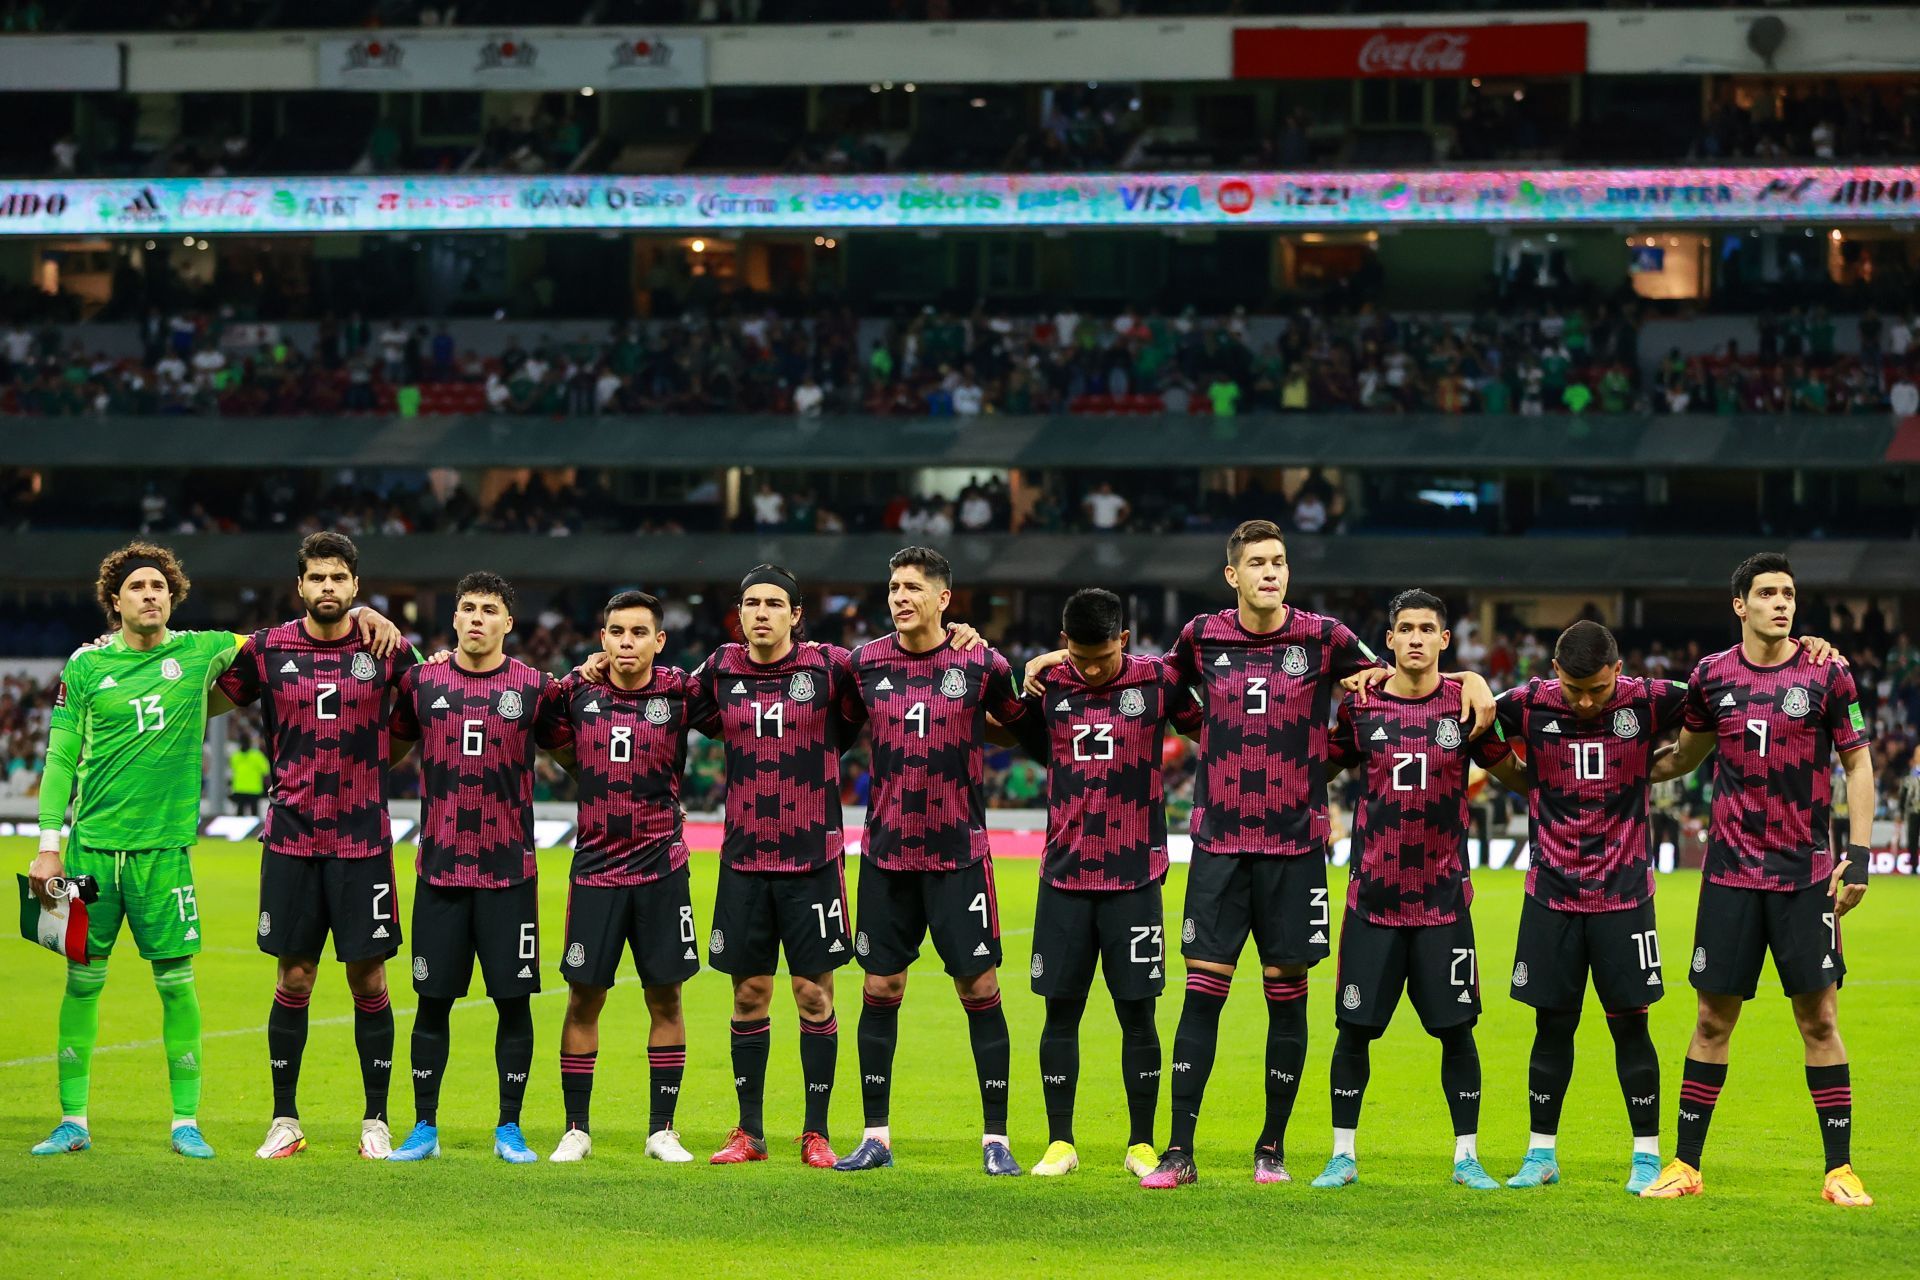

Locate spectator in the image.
[1082,480,1131,532]
[751,480,786,532]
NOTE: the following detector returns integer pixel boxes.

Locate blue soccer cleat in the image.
[31,1121,91,1156]
[1311,1153,1358,1188]
[387,1122,440,1162]
[833,1137,894,1172]
[494,1123,537,1164]
[1506,1148,1560,1188]
[1453,1157,1500,1190]
[170,1125,215,1159]
[982,1141,1022,1177]
[1626,1152,1662,1195]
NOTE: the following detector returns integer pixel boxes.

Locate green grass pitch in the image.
[1,838,1914,1277]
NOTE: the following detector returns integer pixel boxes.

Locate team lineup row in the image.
[24,526,1875,1204]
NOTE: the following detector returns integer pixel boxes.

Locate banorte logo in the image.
[1216,180,1255,215]
[1357,31,1469,75]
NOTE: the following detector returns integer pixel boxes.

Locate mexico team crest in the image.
[1119,688,1146,718]
[1030,953,1044,979]
[855,931,870,957]
[788,672,815,702]
[940,667,969,699]
[352,651,378,682]
[709,929,725,955]
[1281,646,1309,677]
[645,697,671,725]
[1434,718,1462,750]
[1612,708,1640,739]
[497,689,524,719]
[1341,984,1361,1011]
[1511,962,1529,988]
[565,942,586,968]
[1780,687,1811,718]
[161,657,183,681]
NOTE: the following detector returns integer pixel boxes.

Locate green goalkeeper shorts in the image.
[68,846,203,961]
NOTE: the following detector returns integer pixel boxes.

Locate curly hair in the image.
[95,541,190,623]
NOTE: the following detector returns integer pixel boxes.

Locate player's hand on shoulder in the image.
[1023,649,1067,696]
[353,606,405,658]
[1341,666,1390,704]
[1458,671,1497,739]
[1799,635,1847,666]
[947,621,986,652]
[424,648,455,666]
[574,651,611,684]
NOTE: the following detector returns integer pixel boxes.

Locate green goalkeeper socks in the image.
[57,960,108,1118]
[152,958,203,1122]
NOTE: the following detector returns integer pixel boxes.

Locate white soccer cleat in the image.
[255,1117,307,1160]
[645,1129,695,1163]
[550,1129,593,1163]
[359,1119,393,1160]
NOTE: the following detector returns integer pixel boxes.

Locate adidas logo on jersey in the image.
[517,965,533,979]
[184,927,198,941]
[1214,654,1230,666]
[372,925,389,939]
[1055,699,1071,712]
[877,678,893,691]
[583,699,600,713]
[280,660,299,674]
[1647,971,1660,985]
[731,681,747,694]
[98,675,117,689]
[1822,954,1834,969]
[683,947,697,961]
[1309,930,1327,945]
[1543,720,1562,734]
[1148,965,1162,979]
[828,938,845,954]
[1719,693,1736,707]
[1370,727,1388,741]
[973,942,990,957]
[432,696,451,709]
[1457,989,1472,1004]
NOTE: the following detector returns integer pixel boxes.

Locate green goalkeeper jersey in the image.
[43,629,244,852]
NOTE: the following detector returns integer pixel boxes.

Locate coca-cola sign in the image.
[1234,22,1587,80]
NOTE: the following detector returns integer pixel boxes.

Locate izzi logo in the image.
[1118,183,1202,213]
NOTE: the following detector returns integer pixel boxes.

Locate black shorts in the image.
[1510,895,1665,1012]
[257,850,402,965]
[1030,880,1166,1001]
[707,861,851,978]
[856,857,1003,978]
[1690,879,1846,1000]
[1335,909,1480,1031]
[410,877,541,1000]
[561,864,701,990]
[1181,848,1331,968]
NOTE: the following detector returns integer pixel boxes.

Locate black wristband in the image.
[1842,844,1871,886]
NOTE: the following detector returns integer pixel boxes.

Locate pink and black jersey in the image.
[687,642,866,875]
[388,657,567,889]
[217,620,417,860]
[854,635,1027,873]
[1683,644,1868,893]
[546,667,694,888]
[1012,654,1203,893]
[1165,607,1382,859]
[1328,678,1511,927]
[1495,675,1687,913]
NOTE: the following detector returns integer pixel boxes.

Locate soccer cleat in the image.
[1506,1148,1560,1188]
[1254,1146,1292,1185]
[359,1119,393,1160]
[1638,1158,1701,1199]
[833,1137,894,1172]
[494,1123,537,1164]
[798,1131,838,1169]
[549,1129,592,1163]
[709,1127,768,1164]
[1031,1140,1079,1177]
[982,1141,1022,1177]
[1123,1142,1158,1177]
[255,1117,307,1160]
[170,1125,215,1160]
[1140,1147,1199,1189]
[387,1122,440,1162]
[1453,1157,1499,1190]
[645,1129,695,1163]
[1626,1152,1662,1195]
[1311,1153,1358,1188]
[1822,1164,1873,1207]
[30,1121,90,1156]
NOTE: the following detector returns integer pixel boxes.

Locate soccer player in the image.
[1310,590,1530,1191]
[835,547,1027,1177]
[542,590,702,1164]
[1640,553,1876,1206]
[28,541,394,1159]
[386,572,568,1164]
[692,565,867,1169]
[216,532,418,1161]
[1110,520,1496,1188]
[1494,621,1683,1195]
[1006,588,1202,1179]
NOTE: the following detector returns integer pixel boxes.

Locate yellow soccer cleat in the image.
[1638,1158,1702,1199]
[1031,1141,1079,1177]
[1124,1143,1158,1178]
[1823,1165,1873,1207]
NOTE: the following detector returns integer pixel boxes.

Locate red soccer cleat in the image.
[798,1131,838,1169]
[709,1127,769,1165]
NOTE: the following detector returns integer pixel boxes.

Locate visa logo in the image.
[1118,184,1202,213]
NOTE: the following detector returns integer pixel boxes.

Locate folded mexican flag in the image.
[17,874,93,964]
